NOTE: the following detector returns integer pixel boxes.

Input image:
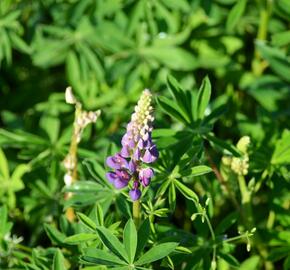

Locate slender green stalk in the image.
[133,200,140,227]
[252,0,272,76]
[204,214,217,270]
[237,175,254,228]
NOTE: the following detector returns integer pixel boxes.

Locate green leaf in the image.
[268,246,290,262]
[226,0,247,32]
[66,51,81,89]
[53,249,66,270]
[194,76,211,120]
[82,248,127,266]
[44,224,66,245]
[219,252,240,267]
[0,148,9,179]
[135,242,178,265]
[96,226,129,263]
[10,164,30,191]
[141,46,197,71]
[215,211,239,235]
[205,134,241,157]
[271,130,290,165]
[77,212,97,231]
[256,42,290,82]
[167,75,192,123]
[181,165,212,177]
[40,113,60,143]
[123,219,137,263]
[272,31,290,47]
[64,181,104,193]
[0,205,8,234]
[174,180,199,202]
[157,96,190,125]
[9,32,31,54]
[64,233,98,244]
[239,256,260,270]
[169,181,177,211]
[136,219,150,259]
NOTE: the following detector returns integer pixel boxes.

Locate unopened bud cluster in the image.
[63,87,101,187]
[106,89,158,201]
[222,136,250,176]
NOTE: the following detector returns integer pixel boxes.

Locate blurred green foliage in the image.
[0,0,290,269]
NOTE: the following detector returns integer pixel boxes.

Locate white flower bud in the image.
[64,173,73,186]
[65,86,76,104]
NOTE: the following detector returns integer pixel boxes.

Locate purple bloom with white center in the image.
[105,89,158,201]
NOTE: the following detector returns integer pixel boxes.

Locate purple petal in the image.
[114,178,129,189]
[139,168,154,187]
[121,146,130,158]
[106,156,120,169]
[141,177,150,187]
[141,145,158,163]
[116,169,131,182]
[129,189,141,201]
[106,172,117,183]
[106,153,128,169]
[137,139,145,149]
[128,160,137,173]
[122,133,135,148]
[133,148,141,160]
[139,168,154,179]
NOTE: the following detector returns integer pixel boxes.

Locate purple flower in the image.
[129,188,141,201]
[142,145,159,163]
[105,169,131,189]
[106,153,128,169]
[139,168,154,187]
[105,89,158,201]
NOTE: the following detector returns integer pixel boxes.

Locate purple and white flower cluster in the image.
[105,89,158,201]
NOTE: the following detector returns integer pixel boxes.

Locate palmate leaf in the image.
[135,242,178,265]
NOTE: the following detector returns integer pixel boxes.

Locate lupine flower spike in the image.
[106,89,158,201]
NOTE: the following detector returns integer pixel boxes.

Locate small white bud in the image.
[65,87,76,104]
[64,173,73,186]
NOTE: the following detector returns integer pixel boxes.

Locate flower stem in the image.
[237,175,254,228]
[204,213,217,270]
[133,200,140,227]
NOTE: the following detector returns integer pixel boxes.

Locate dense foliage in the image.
[0,0,290,269]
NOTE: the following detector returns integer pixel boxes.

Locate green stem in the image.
[133,200,140,227]
[204,214,216,270]
[252,0,272,76]
[15,244,32,253]
[237,175,254,228]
